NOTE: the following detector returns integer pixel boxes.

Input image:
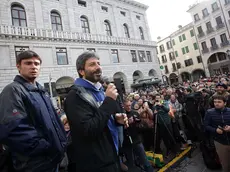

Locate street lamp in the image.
[49,73,53,98]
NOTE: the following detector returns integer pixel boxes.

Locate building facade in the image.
[187,0,230,77]
[157,23,205,84]
[0,0,160,94]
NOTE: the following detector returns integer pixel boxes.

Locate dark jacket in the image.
[64,85,120,172]
[123,110,141,146]
[154,101,170,125]
[0,75,67,172]
[204,108,230,145]
[185,93,202,122]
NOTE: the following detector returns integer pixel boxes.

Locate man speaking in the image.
[64,52,128,172]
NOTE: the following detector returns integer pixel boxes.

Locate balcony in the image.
[221,41,230,47]
[198,32,205,38]
[169,56,175,61]
[160,49,165,53]
[203,14,209,19]
[216,23,225,30]
[167,46,172,50]
[172,68,177,72]
[162,60,167,63]
[0,25,156,47]
[212,7,220,13]
[206,28,214,34]
[202,48,209,54]
[194,18,200,23]
[210,44,219,51]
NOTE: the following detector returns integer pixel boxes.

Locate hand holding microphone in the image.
[104,82,129,128]
[115,113,129,128]
[105,83,118,100]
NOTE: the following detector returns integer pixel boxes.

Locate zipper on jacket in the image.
[221,111,230,145]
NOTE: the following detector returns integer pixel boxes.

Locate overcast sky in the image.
[136,0,197,41]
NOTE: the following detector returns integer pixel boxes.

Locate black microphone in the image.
[100,76,133,144]
[116,93,133,145]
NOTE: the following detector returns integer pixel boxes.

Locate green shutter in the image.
[190,30,194,37]
[182,34,186,40]
[193,43,198,50]
[185,46,189,53]
[182,48,185,54]
[172,39,175,46]
[179,36,182,42]
[175,51,178,57]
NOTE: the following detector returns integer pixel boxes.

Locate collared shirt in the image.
[83,79,102,90]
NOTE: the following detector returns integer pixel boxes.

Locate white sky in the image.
[136,0,197,41]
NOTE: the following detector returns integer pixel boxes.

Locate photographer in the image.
[137,99,154,151]
[169,95,188,150]
[123,100,154,172]
[154,95,176,155]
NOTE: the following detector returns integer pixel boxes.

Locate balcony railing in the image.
[162,59,167,63]
[206,28,214,34]
[202,48,209,54]
[169,56,175,61]
[194,18,200,23]
[198,32,205,38]
[0,25,156,46]
[221,41,230,47]
[167,46,172,50]
[203,14,209,19]
[210,44,219,51]
[212,7,220,13]
[216,23,225,30]
[172,68,177,72]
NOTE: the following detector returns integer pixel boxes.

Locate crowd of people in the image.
[1,50,230,172]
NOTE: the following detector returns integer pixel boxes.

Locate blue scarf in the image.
[75,78,119,152]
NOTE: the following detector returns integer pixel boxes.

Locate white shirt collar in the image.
[83,79,102,90]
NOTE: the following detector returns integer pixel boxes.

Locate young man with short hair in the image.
[0,50,67,172]
[204,95,230,172]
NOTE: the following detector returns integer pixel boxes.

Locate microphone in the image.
[116,93,133,145]
[100,76,133,144]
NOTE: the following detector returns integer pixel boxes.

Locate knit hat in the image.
[216,82,227,89]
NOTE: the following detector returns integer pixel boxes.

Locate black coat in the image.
[123,110,142,147]
[64,87,120,172]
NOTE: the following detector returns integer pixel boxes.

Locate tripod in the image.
[153,109,178,156]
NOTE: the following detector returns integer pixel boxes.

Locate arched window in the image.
[139,27,144,40]
[104,20,112,36]
[123,24,130,38]
[80,16,90,33]
[51,11,63,31]
[11,4,27,27]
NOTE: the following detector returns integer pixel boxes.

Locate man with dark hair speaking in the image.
[0,50,67,172]
[64,52,128,172]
